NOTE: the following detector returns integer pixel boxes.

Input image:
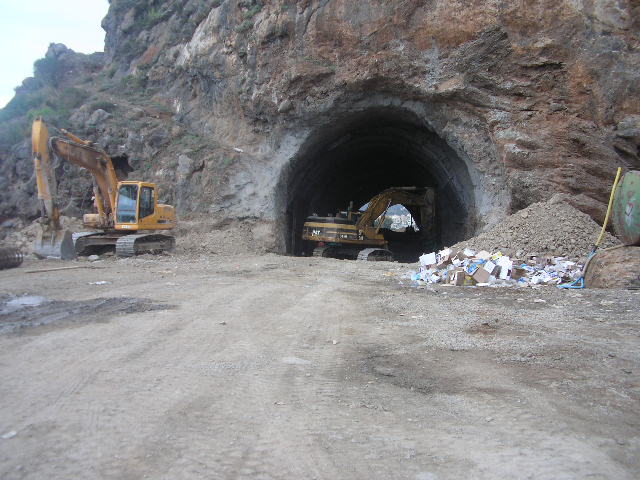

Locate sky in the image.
[0,0,110,108]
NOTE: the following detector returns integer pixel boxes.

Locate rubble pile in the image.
[450,197,619,260]
[173,218,273,256]
[405,197,625,288]
[410,248,583,288]
[0,216,84,255]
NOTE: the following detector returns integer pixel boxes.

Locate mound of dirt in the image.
[450,197,620,260]
[173,217,276,256]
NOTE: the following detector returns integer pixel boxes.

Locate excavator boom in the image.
[356,187,435,237]
[50,136,120,227]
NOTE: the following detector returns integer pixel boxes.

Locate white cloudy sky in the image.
[0,0,110,108]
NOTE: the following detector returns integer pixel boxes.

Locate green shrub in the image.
[0,121,27,149]
[244,4,262,19]
[236,19,253,33]
[120,71,148,91]
[119,38,146,58]
[0,91,43,122]
[58,87,88,109]
[142,6,164,28]
[33,57,64,86]
[106,65,118,78]
[26,105,70,125]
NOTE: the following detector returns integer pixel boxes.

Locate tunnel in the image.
[281,107,479,260]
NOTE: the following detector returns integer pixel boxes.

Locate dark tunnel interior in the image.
[283,107,477,261]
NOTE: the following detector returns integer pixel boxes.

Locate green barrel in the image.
[612,170,640,246]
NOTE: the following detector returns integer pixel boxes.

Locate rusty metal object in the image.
[584,245,640,289]
[612,170,640,246]
[0,247,24,270]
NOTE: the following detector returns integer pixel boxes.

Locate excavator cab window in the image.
[139,186,154,219]
[116,184,138,223]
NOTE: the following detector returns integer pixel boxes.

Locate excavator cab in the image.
[113,181,176,231]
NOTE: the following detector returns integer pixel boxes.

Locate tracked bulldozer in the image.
[302,187,436,261]
[32,118,176,259]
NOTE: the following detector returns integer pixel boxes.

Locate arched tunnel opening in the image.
[282,107,478,262]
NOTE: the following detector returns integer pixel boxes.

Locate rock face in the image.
[1,0,639,254]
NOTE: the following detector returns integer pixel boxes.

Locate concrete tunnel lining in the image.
[281,107,480,257]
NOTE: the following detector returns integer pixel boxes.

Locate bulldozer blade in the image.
[34,228,76,260]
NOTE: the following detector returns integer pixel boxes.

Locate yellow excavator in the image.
[302,187,436,261]
[32,118,176,259]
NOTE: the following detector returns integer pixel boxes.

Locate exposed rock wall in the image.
[1,0,638,252]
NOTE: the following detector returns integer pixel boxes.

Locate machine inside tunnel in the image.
[282,106,478,260]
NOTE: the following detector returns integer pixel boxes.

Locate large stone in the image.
[584,246,640,289]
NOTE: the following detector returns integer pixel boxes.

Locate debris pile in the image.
[449,197,619,259]
[409,248,583,288]
[1,216,84,255]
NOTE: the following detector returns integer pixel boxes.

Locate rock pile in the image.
[0,216,84,255]
[450,197,620,261]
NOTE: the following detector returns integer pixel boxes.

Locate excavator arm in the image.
[32,118,61,229]
[33,118,120,224]
[355,187,435,237]
[31,118,75,259]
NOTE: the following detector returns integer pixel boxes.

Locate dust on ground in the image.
[0,251,638,480]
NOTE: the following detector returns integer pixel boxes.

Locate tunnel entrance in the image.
[282,107,478,261]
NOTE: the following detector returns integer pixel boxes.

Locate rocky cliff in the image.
[1,0,638,253]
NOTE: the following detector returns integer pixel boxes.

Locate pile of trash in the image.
[409,247,583,288]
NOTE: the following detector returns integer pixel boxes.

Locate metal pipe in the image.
[0,247,24,269]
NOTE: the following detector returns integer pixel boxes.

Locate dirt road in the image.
[0,253,638,479]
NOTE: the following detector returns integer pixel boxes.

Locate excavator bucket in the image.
[34,227,76,260]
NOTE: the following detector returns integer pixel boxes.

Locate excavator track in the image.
[313,245,392,261]
[357,248,393,262]
[115,234,175,257]
[72,231,104,256]
[312,246,335,257]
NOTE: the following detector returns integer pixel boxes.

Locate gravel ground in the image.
[0,252,638,479]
